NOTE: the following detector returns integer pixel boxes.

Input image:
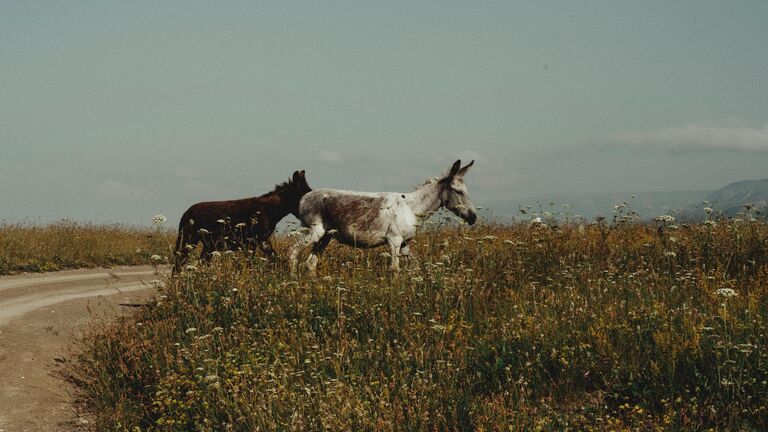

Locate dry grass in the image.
[0,220,173,274]
[71,218,768,431]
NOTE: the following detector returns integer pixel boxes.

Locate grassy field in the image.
[0,220,173,275]
[70,217,767,431]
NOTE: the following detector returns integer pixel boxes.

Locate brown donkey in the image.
[173,170,311,274]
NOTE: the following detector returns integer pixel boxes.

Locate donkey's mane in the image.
[264,179,295,197]
[415,177,441,189]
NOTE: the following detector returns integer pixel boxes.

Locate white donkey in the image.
[289,159,477,274]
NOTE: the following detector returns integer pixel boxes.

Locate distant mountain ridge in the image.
[700,178,768,217]
[479,178,768,222]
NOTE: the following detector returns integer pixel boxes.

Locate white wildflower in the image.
[715,288,738,298]
[703,207,713,214]
[185,327,197,334]
[150,254,162,261]
[152,214,167,226]
[198,228,210,235]
[664,251,677,258]
[217,219,226,224]
[210,251,222,258]
[185,265,198,272]
[235,222,247,228]
[655,214,675,224]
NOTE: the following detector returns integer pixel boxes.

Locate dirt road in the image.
[0,266,165,431]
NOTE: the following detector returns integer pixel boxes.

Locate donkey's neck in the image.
[405,180,442,218]
[256,194,291,230]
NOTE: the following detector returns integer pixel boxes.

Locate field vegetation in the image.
[69,213,768,430]
[0,220,172,275]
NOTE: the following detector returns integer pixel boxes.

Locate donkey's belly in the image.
[333,232,387,248]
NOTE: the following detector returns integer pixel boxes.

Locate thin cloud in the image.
[94,179,149,200]
[316,149,344,164]
[617,124,768,154]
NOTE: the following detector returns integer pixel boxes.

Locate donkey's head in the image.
[277,170,312,217]
[439,159,477,225]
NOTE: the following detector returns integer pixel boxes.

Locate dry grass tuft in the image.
[0,220,173,274]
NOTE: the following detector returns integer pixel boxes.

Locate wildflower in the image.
[323,276,333,281]
[235,222,247,228]
[223,250,235,256]
[185,265,198,272]
[152,214,167,226]
[703,207,713,214]
[217,219,226,224]
[210,251,222,258]
[185,327,197,334]
[715,288,738,298]
[150,254,162,261]
[664,251,677,258]
[198,228,210,235]
[655,214,675,224]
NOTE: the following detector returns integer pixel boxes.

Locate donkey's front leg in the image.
[400,241,418,270]
[387,235,404,272]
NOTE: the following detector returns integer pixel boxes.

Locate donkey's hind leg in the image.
[306,233,333,274]
[289,225,324,275]
[173,230,198,275]
[259,238,277,262]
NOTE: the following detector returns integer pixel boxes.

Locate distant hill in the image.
[695,178,768,218]
[481,190,709,222]
[480,178,768,223]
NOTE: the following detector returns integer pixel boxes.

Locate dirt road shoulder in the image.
[0,266,165,431]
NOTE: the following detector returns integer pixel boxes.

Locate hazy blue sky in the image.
[2,1,768,224]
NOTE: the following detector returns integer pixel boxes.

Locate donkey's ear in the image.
[292,171,301,181]
[448,159,462,176]
[458,160,474,177]
[299,170,306,179]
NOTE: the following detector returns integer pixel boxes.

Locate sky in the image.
[2,1,768,225]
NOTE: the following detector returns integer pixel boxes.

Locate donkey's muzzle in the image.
[466,211,477,226]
